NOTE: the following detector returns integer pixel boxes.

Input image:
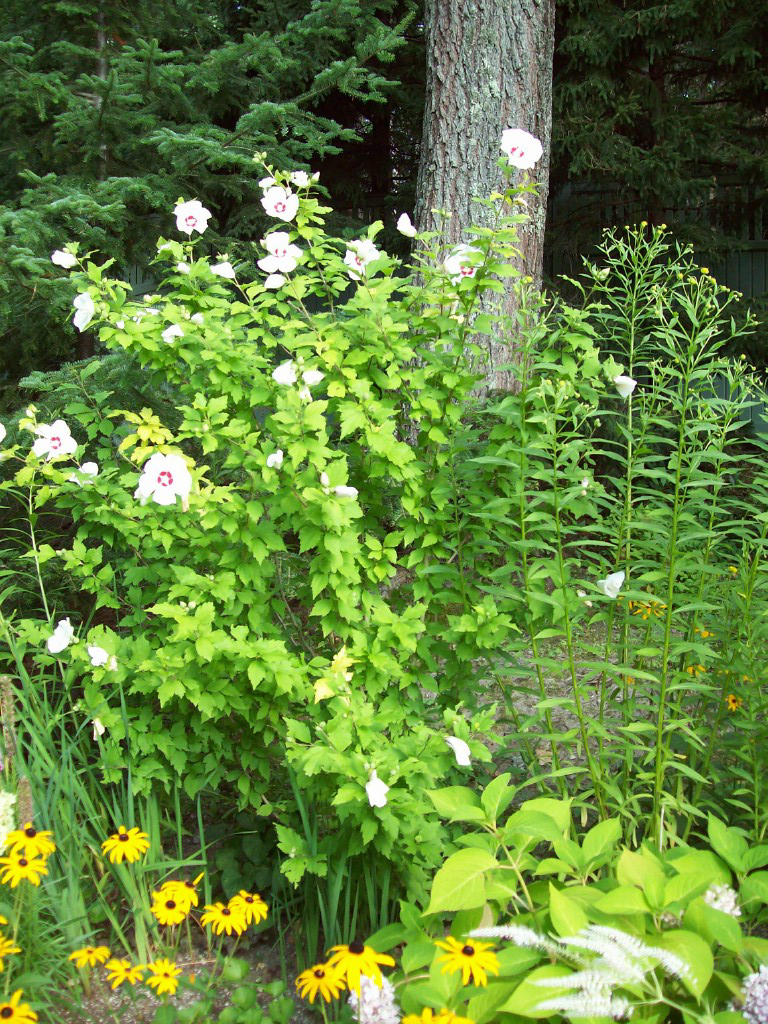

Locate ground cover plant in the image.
[0,132,765,1021]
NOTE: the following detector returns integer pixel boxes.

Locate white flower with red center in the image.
[344,239,380,281]
[32,419,78,461]
[261,186,299,222]
[258,232,302,275]
[211,261,236,280]
[73,293,96,332]
[134,452,193,508]
[444,244,482,284]
[47,618,75,654]
[500,128,543,169]
[51,249,77,269]
[174,199,211,236]
[396,213,417,237]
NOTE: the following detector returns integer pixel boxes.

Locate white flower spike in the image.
[174,199,211,236]
[396,212,417,237]
[365,770,389,808]
[445,736,472,766]
[72,293,95,332]
[596,571,625,600]
[32,419,78,461]
[614,374,637,398]
[51,249,77,269]
[47,618,75,654]
[500,128,543,169]
[134,453,193,508]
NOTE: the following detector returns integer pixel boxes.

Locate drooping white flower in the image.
[266,449,284,469]
[365,770,389,808]
[301,369,325,388]
[116,320,125,329]
[397,212,417,237]
[333,485,358,499]
[258,232,302,275]
[72,292,96,332]
[174,199,211,236]
[47,618,75,654]
[298,387,311,402]
[614,375,637,398]
[500,128,544,169]
[261,186,299,222]
[0,424,5,444]
[0,791,16,853]
[211,261,236,280]
[703,883,741,918]
[258,175,276,191]
[68,461,99,485]
[347,975,400,1024]
[162,324,184,344]
[264,274,285,290]
[344,239,380,281]
[445,736,471,766]
[51,249,77,269]
[32,419,78,461]
[190,313,205,325]
[290,170,310,187]
[596,570,625,600]
[134,452,193,508]
[176,262,190,275]
[87,645,111,668]
[444,244,482,284]
[92,717,106,740]
[272,361,298,386]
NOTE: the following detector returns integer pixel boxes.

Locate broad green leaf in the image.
[518,797,572,833]
[740,871,768,907]
[427,786,486,824]
[549,884,589,936]
[500,965,574,1017]
[594,885,651,915]
[401,939,436,974]
[683,898,742,953]
[427,848,498,913]
[582,819,622,865]
[481,772,516,823]
[663,872,710,909]
[707,816,747,874]
[655,930,713,998]
[504,811,565,845]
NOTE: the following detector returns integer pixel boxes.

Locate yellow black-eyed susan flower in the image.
[726,693,743,712]
[68,946,111,969]
[200,902,247,937]
[159,875,202,911]
[326,940,395,993]
[228,890,268,927]
[146,959,181,996]
[101,826,149,864]
[0,934,21,968]
[295,962,346,1003]
[151,893,187,927]
[435,936,499,987]
[105,959,145,989]
[6,824,55,859]
[685,664,705,677]
[403,1013,473,1024]
[0,852,48,888]
[0,991,37,1024]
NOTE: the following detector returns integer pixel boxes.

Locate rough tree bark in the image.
[416,0,555,391]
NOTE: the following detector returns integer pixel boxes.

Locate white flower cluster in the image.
[0,791,16,853]
[704,883,742,918]
[742,964,768,1024]
[347,975,400,1024]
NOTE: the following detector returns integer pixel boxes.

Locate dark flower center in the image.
[165,900,176,910]
[1,1006,12,1018]
[163,972,170,978]
[348,940,365,955]
[313,969,325,978]
[244,896,254,904]
[18,858,28,867]
[24,827,36,838]
[222,908,231,916]
[461,945,475,957]
[118,833,129,842]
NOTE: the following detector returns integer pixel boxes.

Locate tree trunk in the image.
[416,0,555,391]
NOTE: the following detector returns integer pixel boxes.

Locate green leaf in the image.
[582,819,622,865]
[594,885,651,915]
[504,811,565,845]
[427,786,486,824]
[500,965,574,1017]
[426,847,498,913]
[683,898,742,953]
[481,772,516,823]
[655,930,713,998]
[740,871,768,907]
[707,815,747,874]
[548,884,589,936]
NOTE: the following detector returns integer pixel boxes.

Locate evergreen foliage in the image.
[0,0,411,389]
